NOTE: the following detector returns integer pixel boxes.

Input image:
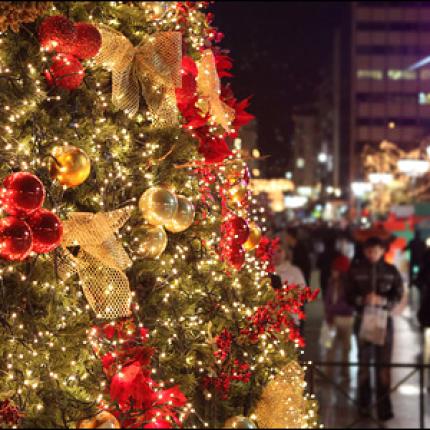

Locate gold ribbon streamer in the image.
[94,24,182,125]
[59,208,133,320]
[196,50,235,131]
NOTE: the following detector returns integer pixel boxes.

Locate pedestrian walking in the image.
[323,254,354,381]
[346,236,404,422]
[416,248,430,389]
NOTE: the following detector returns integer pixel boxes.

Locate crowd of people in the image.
[271,222,430,423]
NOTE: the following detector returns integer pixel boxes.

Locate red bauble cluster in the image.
[0,172,63,261]
[44,54,84,90]
[220,214,249,270]
[39,15,101,90]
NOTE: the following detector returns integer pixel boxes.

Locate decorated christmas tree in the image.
[0,2,318,428]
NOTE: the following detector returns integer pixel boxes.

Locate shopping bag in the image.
[319,320,336,349]
[359,305,388,346]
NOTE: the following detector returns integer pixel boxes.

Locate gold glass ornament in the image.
[223,416,257,429]
[50,146,91,187]
[142,2,168,20]
[164,195,195,233]
[228,182,250,205]
[224,160,246,185]
[139,187,178,226]
[77,411,120,429]
[135,224,167,258]
[243,221,262,251]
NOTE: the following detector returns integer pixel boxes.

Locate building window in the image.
[421,70,430,80]
[419,92,430,105]
[357,46,430,55]
[357,92,417,103]
[357,69,383,80]
[357,22,430,31]
[387,69,416,80]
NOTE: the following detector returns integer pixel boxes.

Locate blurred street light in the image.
[368,172,394,185]
[351,181,372,198]
[284,195,308,209]
[318,152,328,163]
[296,158,305,168]
[397,158,430,177]
[252,148,261,158]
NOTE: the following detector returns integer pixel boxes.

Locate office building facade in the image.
[350,1,430,182]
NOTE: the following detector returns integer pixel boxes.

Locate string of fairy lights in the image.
[0,1,320,428]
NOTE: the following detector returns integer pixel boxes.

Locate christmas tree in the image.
[0,2,318,428]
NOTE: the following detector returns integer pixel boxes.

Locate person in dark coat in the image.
[286,227,312,286]
[416,248,430,389]
[346,236,404,422]
[417,248,430,325]
[404,230,427,287]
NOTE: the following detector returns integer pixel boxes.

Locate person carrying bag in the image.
[346,236,403,422]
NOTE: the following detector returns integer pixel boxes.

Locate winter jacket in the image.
[345,258,404,313]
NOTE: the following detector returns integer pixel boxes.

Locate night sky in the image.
[212,1,349,176]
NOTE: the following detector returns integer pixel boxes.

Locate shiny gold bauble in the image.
[223,416,258,429]
[164,195,195,233]
[134,224,167,258]
[224,160,246,185]
[143,2,168,20]
[50,146,91,187]
[243,221,262,251]
[77,411,120,429]
[228,182,250,205]
[139,187,178,226]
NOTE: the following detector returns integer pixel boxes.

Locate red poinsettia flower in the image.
[198,134,232,163]
[110,361,157,411]
[143,419,173,429]
[214,53,233,78]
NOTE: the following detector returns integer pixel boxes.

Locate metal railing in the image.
[303,360,430,428]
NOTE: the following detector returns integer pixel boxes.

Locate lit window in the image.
[387,69,416,80]
[419,92,430,105]
[421,70,430,80]
[357,69,383,80]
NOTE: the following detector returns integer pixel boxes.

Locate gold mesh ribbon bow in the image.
[60,208,133,320]
[196,50,235,131]
[94,24,182,125]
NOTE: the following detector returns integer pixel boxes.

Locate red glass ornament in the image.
[1,172,45,217]
[45,54,84,90]
[38,15,76,52]
[69,23,102,59]
[0,217,33,261]
[223,216,249,245]
[227,245,245,270]
[27,209,63,254]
